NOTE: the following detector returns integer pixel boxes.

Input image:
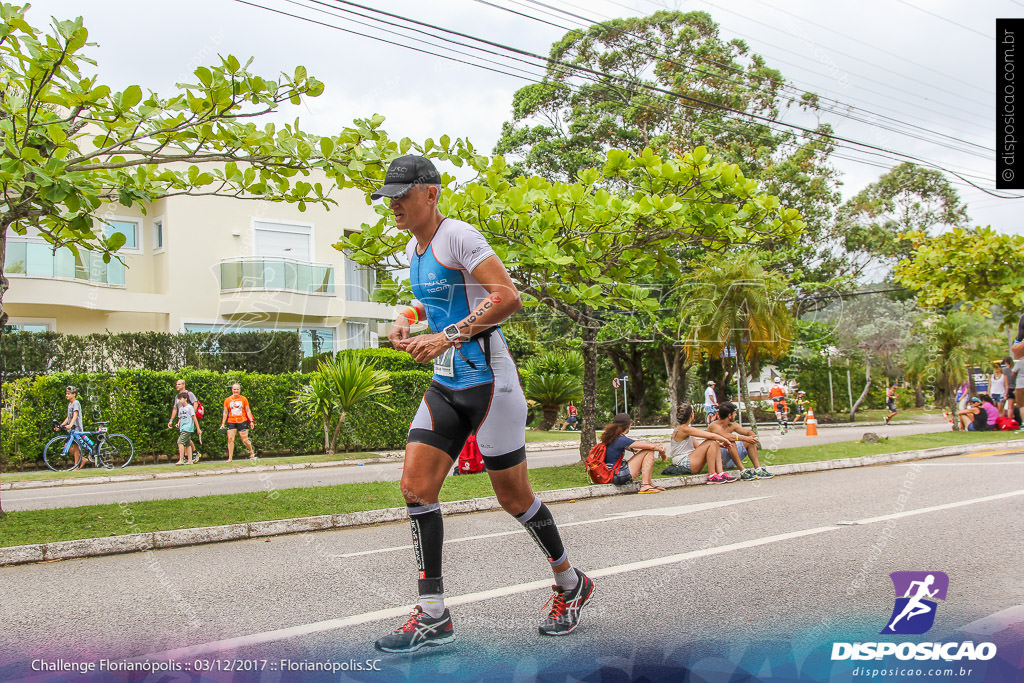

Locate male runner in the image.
[371,156,594,654]
[792,391,808,425]
[884,384,898,425]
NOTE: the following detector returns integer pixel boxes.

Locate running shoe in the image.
[754,467,774,479]
[539,568,594,636]
[739,469,757,481]
[706,473,723,484]
[374,606,454,653]
[719,472,738,483]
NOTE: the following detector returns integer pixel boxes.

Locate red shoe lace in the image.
[543,590,568,619]
[396,609,423,632]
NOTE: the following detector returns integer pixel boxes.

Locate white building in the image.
[4,183,393,355]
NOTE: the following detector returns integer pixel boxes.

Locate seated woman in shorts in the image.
[669,404,735,484]
[958,398,989,431]
[600,413,667,493]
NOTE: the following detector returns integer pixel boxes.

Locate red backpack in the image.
[995,416,1019,431]
[457,435,485,474]
[194,400,204,420]
[585,443,624,484]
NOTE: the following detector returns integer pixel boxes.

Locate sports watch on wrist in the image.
[443,324,463,343]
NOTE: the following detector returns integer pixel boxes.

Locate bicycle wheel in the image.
[98,434,134,469]
[44,435,79,472]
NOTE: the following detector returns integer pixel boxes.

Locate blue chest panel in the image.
[411,246,493,388]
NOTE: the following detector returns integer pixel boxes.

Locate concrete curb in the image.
[0,440,582,491]
[3,438,1019,568]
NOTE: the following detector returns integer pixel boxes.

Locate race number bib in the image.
[433,346,456,378]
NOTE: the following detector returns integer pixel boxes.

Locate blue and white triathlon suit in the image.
[406,218,528,470]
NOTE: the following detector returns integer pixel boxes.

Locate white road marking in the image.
[330,497,770,559]
[141,489,1024,659]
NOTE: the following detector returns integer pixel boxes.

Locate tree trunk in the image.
[735,336,757,432]
[948,376,960,432]
[664,347,679,426]
[540,405,559,431]
[579,321,599,463]
[322,418,332,454]
[330,410,347,453]
[849,358,872,421]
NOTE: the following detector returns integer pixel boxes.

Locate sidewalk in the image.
[0,420,923,491]
[2,437,1018,567]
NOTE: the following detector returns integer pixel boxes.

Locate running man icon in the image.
[881,571,950,635]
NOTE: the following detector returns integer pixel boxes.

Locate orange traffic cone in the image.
[805,408,818,437]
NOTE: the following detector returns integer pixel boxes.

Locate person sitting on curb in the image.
[708,402,774,480]
[664,403,736,483]
[978,393,1000,429]
[957,397,992,432]
[600,413,668,493]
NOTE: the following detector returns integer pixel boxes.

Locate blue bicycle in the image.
[44,420,135,471]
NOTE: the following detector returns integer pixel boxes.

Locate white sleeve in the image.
[447,221,495,273]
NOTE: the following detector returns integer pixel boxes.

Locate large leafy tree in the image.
[835,162,969,279]
[343,146,804,458]
[522,350,583,431]
[0,3,396,327]
[494,10,841,285]
[831,293,916,419]
[895,225,1024,326]
[681,252,793,429]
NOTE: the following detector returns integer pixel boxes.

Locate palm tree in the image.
[292,355,392,453]
[523,350,584,430]
[682,252,792,429]
[910,312,987,430]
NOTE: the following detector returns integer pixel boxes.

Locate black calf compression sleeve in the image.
[408,502,444,595]
[515,495,567,567]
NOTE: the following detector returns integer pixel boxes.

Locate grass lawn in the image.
[2,431,1019,550]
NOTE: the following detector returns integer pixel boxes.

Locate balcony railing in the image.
[220,257,335,295]
[4,239,125,286]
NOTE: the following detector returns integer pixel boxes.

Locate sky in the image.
[28,0,1023,235]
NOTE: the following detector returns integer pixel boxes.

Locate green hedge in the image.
[1,331,303,379]
[300,347,425,373]
[1,367,432,469]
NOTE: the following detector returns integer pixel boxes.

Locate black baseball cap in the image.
[370,155,442,199]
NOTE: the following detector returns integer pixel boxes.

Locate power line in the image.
[242,0,1011,196]
[893,0,993,41]
[501,0,993,159]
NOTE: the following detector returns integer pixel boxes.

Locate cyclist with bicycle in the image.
[55,385,86,470]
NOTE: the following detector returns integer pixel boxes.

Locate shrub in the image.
[0,331,303,379]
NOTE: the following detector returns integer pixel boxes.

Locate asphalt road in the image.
[1,450,1021,682]
[4,421,952,511]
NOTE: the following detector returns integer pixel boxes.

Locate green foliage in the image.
[0,331,302,379]
[895,226,1024,325]
[523,350,584,430]
[0,3,401,324]
[291,354,393,452]
[1,367,430,468]
[836,162,969,278]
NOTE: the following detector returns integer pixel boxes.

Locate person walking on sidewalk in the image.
[174,392,201,465]
[371,155,594,654]
[704,380,718,426]
[220,383,256,461]
[168,378,202,464]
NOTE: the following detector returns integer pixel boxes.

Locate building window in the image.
[346,321,369,349]
[3,320,53,333]
[104,219,139,251]
[153,218,164,252]
[253,220,312,261]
